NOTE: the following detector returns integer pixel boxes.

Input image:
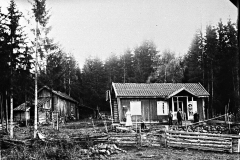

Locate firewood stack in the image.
[82,143,126,158]
[173,125,229,134]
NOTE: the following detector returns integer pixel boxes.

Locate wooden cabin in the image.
[109,83,210,124]
[37,86,79,123]
[13,101,31,122]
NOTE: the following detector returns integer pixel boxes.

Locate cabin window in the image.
[130,101,141,115]
[157,101,168,115]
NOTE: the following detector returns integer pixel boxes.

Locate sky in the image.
[0,0,238,68]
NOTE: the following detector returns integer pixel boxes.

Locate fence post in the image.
[139,125,142,147]
[165,127,167,147]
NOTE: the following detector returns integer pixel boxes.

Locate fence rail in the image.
[166,130,240,153]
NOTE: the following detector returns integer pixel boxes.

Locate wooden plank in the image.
[109,133,137,137]
[150,99,157,121]
[167,130,240,139]
[169,134,232,141]
[167,137,231,145]
[167,141,231,149]
[142,100,149,122]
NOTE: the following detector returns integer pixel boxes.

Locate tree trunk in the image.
[25,90,27,126]
[0,93,3,127]
[5,90,8,133]
[10,90,13,138]
[34,20,38,138]
[211,61,214,117]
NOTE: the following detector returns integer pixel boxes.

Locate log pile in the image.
[173,124,229,134]
[109,133,138,146]
[81,143,127,159]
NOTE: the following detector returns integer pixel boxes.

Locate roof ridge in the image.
[113,83,210,97]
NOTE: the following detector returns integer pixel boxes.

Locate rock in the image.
[105,150,110,156]
[202,130,208,133]
[99,149,106,154]
[99,154,105,159]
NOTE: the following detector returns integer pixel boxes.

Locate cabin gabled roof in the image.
[14,101,31,111]
[38,86,78,103]
[112,83,209,98]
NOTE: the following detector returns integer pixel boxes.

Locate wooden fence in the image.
[166,130,240,153]
[109,133,139,146]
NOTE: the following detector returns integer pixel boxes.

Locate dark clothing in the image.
[141,122,146,129]
[177,111,182,125]
[193,113,199,123]
[168,112,173,125]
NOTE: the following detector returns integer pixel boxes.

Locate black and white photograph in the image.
[0,0,239,159]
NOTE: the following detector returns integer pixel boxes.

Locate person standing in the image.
[125,108,132,127]
[177,109,182,126]
[193,112,199,123]
[168,111,173,126]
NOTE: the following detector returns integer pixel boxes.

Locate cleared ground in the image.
[1,120,240,159]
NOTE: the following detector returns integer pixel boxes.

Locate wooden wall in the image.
[53,95,77,118]
[14,112,30,121]
[116,97,206,123]
[111,99,119,122]
[38,88,78,120]
[119,98,160,122]
[197,99,204,121]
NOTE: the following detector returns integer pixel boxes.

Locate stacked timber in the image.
[80,143,126,159]
[173,124,229,134]
[165,130,239,153]
[109,133,138,146]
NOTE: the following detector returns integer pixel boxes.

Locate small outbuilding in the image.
[108,83,210,124]
[13,101,31,122]
[14,86,80,124]
[37,86,79,123]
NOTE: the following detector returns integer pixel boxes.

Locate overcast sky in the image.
[0,0,238,67]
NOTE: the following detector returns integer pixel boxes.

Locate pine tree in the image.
[183,31,203,83]
[105,53,122,86]
[82,57,108,111]
[204,25,218,117]
[0,0,32,138]
[119,49,135,83]
[133,40,159,83]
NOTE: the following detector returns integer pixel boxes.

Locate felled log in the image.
[167,137,231,145]
[167,141,231,149]
[168,134,232,141]
[109,133,137,137]
[167,130,240,139]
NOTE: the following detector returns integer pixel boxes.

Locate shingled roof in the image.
[112,83,209,98]
[14,101,31,111]
[38,86,78,103]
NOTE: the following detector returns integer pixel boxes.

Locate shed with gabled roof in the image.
[37,86,79,123]
[109,82,209,124]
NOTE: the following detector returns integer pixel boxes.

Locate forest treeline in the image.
[0,0,238,119]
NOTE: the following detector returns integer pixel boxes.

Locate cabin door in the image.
[173,101,183,120]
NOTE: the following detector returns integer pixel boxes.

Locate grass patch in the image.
[1,140,85,160]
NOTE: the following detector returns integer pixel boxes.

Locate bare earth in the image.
[113,146,240,160]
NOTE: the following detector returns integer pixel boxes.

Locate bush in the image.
[1,140,84,160]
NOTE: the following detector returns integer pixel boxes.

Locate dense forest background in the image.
[0,1,239,119]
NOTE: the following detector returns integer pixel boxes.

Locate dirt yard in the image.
[1,120,240,160]
[114,146,240,160]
